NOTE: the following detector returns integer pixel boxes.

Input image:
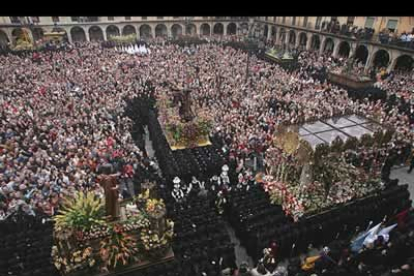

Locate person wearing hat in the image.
[171,177,185,204]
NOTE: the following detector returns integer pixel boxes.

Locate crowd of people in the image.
[0,34,413,275]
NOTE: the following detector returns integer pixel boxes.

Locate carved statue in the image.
[174,88,195,122]
[97,164,120,221]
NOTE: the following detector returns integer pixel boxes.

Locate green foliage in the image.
[373,130,384,146]
[382,129,395,145]
[330,136,344,153]
[54,191,106,232]
[359,134,374,147]
[343,137,358,151]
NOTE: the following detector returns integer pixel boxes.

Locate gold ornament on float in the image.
[273,125,300,155]
[296,139,313,166]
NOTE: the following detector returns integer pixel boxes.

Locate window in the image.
[10,16,20,23]
[71,17,79,22]
[274,17,277,22]
[292,17,296,26]
[157,16,164,19]
[365,17,375,28]
[31,17,39,23]
[347,16,355,25]
[315,17,322,29]
[87,17,98,22]
[125,16,131,20]
[265,16,268,21]
[142,16,147,20]
[282,17,286,24]
[52,16,60,23]
[386,19,398,32]
[303,16,308,27]
[331,16,337,22]
[108,17,114,21]
[174,16,181,19]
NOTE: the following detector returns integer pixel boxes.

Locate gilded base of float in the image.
[163,129,212,151]
[328,71,374,90]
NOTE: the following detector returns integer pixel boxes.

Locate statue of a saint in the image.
[174,88,195,122]
[97,164,120,221]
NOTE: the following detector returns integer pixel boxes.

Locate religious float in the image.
[328,59,374,90]
[157,89,213,150]
[264,47,294,66]
[262,115,396,221]
[52,177,174,276]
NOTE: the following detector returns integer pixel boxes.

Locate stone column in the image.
[387,56,397,73]
[136,26,141,39]
[285,30,289,45]
[151,25,156,38]
[348,42,356,58]
[295,33,300,48]
[364,52,374,72]
[267,26,272,40]
[223,23,228,36]
[319,36,326,55]
[84,29,90,42]
[332,41,341,58]
[67,32,73,44]
[102,30,107,41]
[306,34,312,51]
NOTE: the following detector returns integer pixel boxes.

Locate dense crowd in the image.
[1,37,413,218]
[0,36,414,276]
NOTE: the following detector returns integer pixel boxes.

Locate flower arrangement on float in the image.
[52,188,174,275]
[262,126,392,221]
[157,93,213,149]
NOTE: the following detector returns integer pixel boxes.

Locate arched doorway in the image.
[323,38,335,53]
[394,55,414,72]
[70,27,86,42]
[185,24,197,35]
[171,24,183,38]
[200,23,210,36]
[0,30,9,47]
[271,26,277,40]
[354,45,369,64]
[155,24,168,37]
[288,30,296,45]
[373,49,390,69]
[89,26,104,41]
[264,25,269,38]
[122,25,136,36]
[106,25,120,39]
[338,41,350,58]
[213,23,224,35]
[32,27,44,42]
[299,32,307,48]
[227,23,237,35]
[311,35,320,51]
[140,25,152,39]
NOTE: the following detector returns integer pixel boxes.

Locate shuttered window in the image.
[386,19,398,32]
[365,17,375,28]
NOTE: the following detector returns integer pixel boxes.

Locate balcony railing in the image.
[259,18,414,52]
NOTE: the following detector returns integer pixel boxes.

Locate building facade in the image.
[0,16,250,47]
[255,17,414,72]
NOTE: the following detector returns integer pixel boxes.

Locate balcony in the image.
[258,18,414,53]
